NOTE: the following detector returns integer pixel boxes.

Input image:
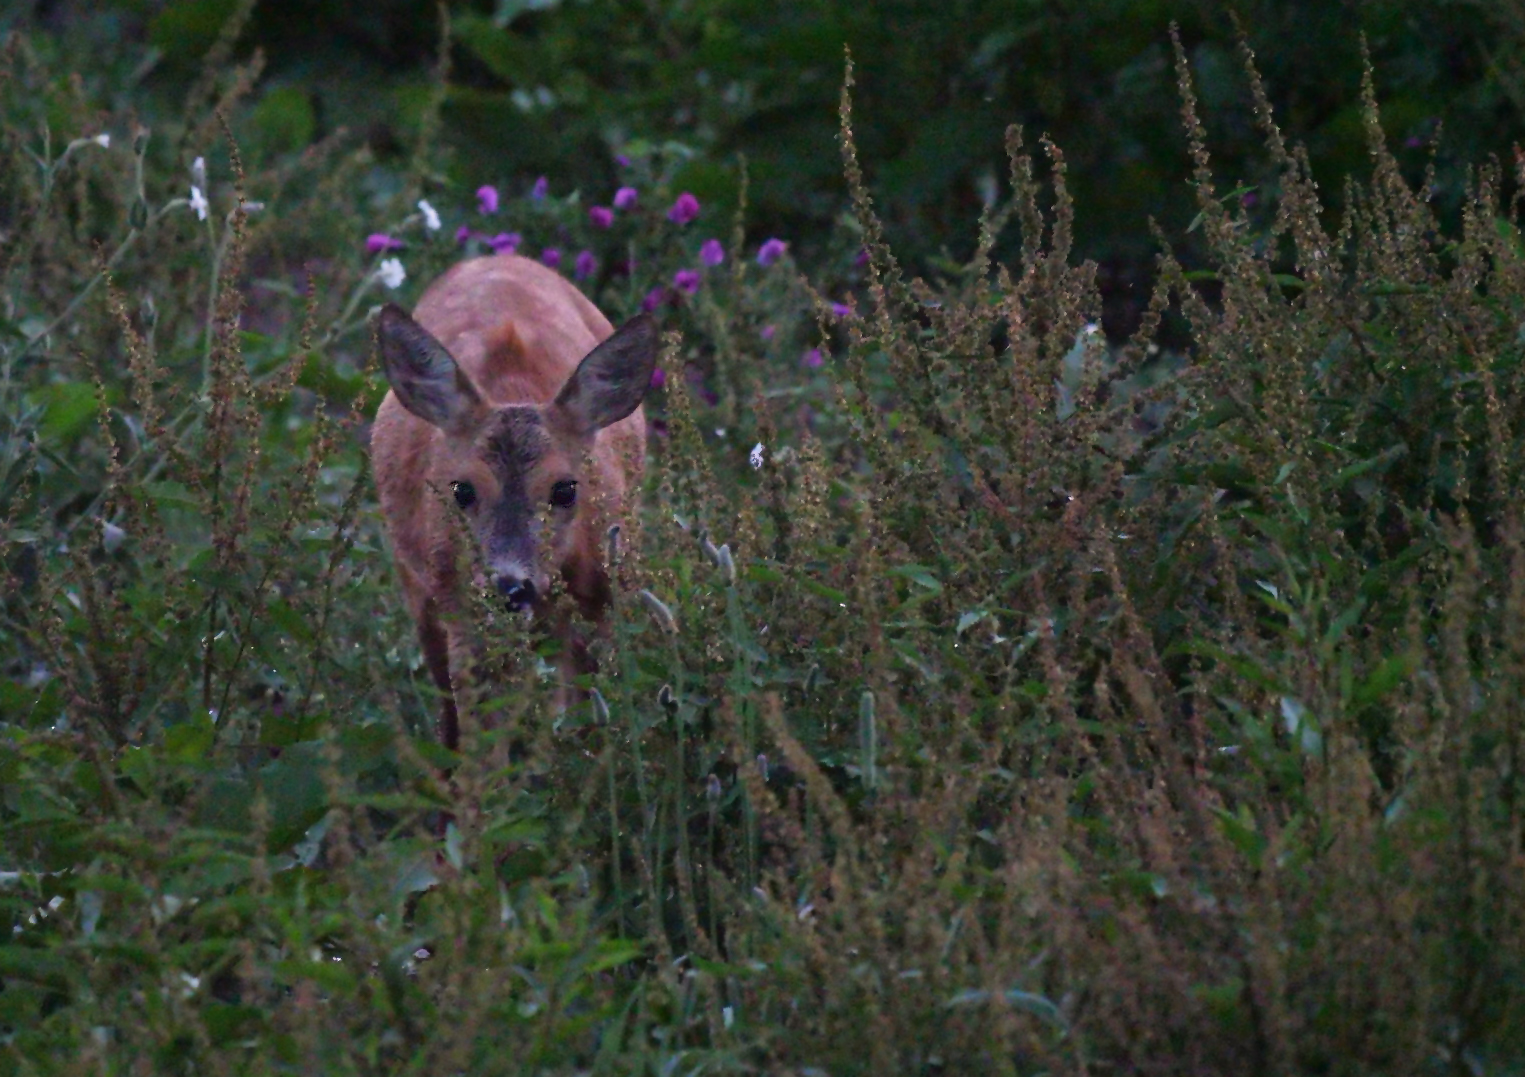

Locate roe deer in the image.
[370,254,658,750]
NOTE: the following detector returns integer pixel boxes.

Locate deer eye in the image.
[550,480,578,508]
[452,481,476,509]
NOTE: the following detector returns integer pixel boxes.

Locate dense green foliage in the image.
[3,6,1525,1074]
[15,0,1525,324]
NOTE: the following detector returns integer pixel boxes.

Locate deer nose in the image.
[495,575,538,612]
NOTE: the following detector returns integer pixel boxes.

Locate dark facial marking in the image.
[481,408,549,478]
[475,408,554,568]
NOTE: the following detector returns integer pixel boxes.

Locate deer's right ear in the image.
[376,304,485,435]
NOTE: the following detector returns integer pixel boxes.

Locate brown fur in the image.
[370,254,647,748]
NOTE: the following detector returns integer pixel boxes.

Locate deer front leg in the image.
[415,599,458,751]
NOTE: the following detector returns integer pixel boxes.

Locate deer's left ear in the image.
[553,314,659,436]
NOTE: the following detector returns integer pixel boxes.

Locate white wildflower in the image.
[189,185,208,221]
[91,133,111,148]
[418,198,441,232]
[749,442,765,469]
[377,257,407,290]
[190,155,207,191]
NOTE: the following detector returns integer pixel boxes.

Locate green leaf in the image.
[955,609,990,635]
[28,382,99,444]
[264,598,312,645]
[1353,654,1411,708]
[1332,444,1406,487]
[164,715,214,763]
[1211,804,1266,866]
[798,576,849,605]
[147,481,200,508]
[259,749,331,851]
[945,987,1069,1031]
[1280,696,1322,756]
[1321,597,1367,653]
[743,563,786,585]
[454,13,544,82]
[584,940,642,974]
[887,564,942,592]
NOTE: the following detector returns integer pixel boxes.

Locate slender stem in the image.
[16,199,193,367]
[318,269,386,350]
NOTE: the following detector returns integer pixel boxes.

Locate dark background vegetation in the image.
[13,0,1525,333]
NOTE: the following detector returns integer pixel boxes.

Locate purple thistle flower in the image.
[1241,191,1258,208]
[760,324,776,341]
[541,247,562,269]
[531,175,548,200]
[574,249,597,280]
[756,237,787,266]
[616,153,632,168]
[641,287,666,312]
[831,302,854,318]
[476,185,499,214]
[649,367,666,389]
[613,186,638,211]
[700,238,725,267]
[366,233,404,253]
[589,205,614,229]
[854,246,870,268]
[667,192,700,225]
[455,224,473,245]
[487,231,521,255]
[673,268,701,295]
[802,348,824,369]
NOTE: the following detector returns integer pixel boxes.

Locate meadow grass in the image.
[1,24,1523,1076]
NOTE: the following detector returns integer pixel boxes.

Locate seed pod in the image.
[658,683,677,713]
[638,589,677,634]
[701,536,721,566]
[716,543,736,585]
[100,520,127,554]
